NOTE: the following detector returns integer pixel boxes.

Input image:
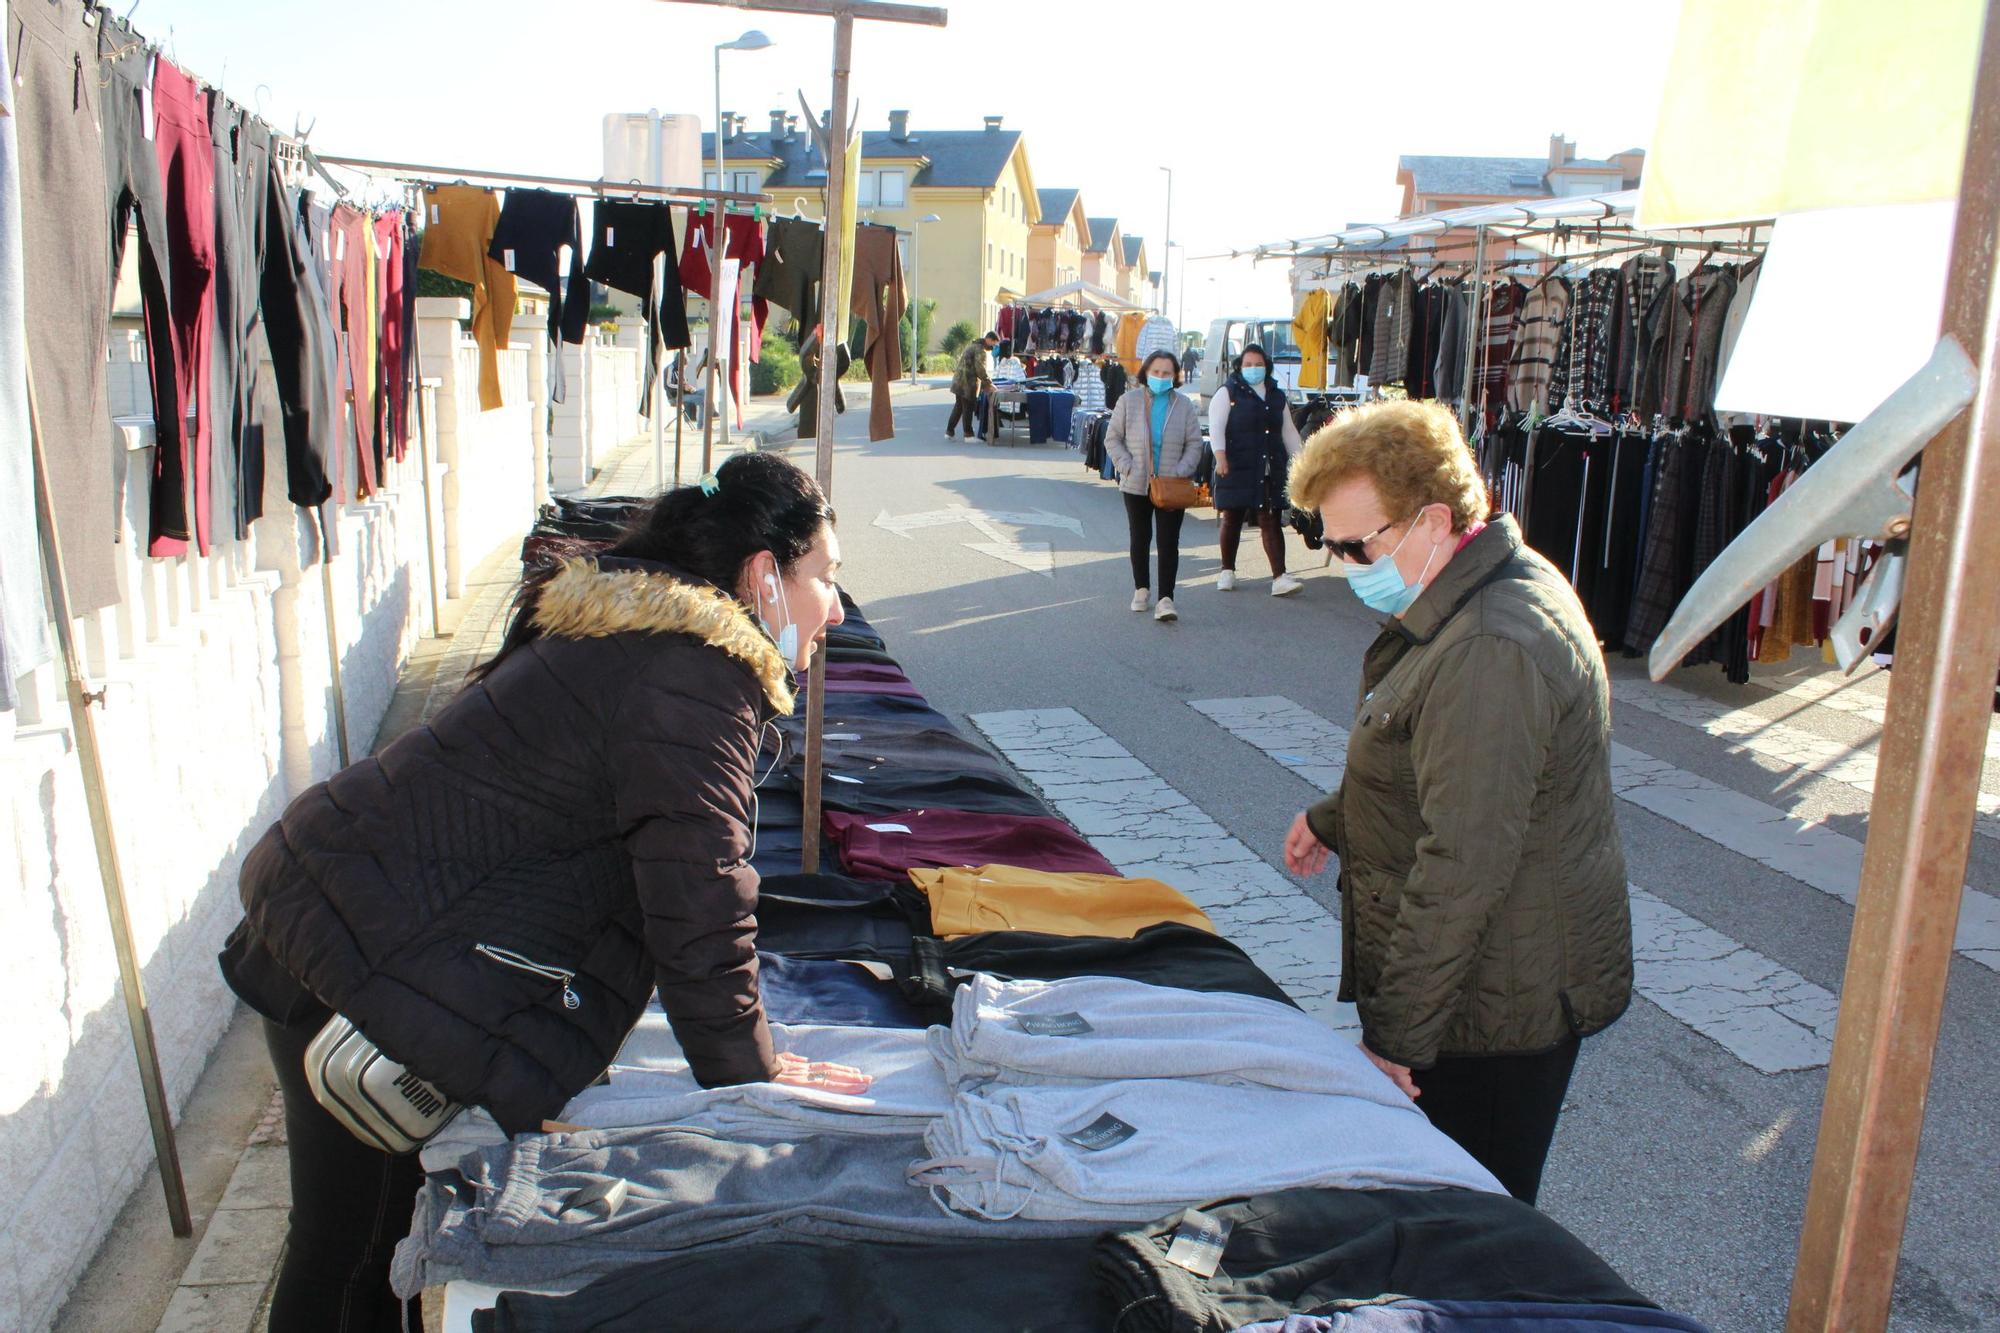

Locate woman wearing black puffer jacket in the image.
[218,452,866,1332]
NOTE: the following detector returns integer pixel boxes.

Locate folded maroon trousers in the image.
[824,808,1118,881]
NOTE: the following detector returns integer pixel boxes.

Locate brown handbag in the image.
[1148,475,1211,510]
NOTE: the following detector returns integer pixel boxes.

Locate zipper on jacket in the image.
[474,943,581,1010]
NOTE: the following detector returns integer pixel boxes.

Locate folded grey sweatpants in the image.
[911,1078,1505,1223]
[392,1126,1107,1297]
[935,974,1410,1107]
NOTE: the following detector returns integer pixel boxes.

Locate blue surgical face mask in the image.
[1346,520,1442,616]
[1240,366,1267,386]
[1147,375,1174,395]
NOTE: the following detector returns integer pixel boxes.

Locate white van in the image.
[1196,317,1305,405]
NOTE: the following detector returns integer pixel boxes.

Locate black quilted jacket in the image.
[221,558,795,1134]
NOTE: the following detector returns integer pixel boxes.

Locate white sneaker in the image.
[1271,575,1304,597]
[1216,570,1237,591]
[1154,597,1178,622]
[1130,589,1149,613]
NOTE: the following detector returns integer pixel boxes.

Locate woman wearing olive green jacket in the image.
[1281,400,1632,1205]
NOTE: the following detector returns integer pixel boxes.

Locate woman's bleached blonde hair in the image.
[1287,400,1489,531]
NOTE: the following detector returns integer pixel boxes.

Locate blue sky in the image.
[146,0,1680,327]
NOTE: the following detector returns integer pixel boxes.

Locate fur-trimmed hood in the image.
[531,558,795,714]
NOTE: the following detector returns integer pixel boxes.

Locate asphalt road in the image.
[771,378,2000,1333]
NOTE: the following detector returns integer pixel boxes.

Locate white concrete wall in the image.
[546,324,647,494]
[1,305,541,1330]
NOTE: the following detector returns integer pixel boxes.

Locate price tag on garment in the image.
[1012,1011,1093,1037]
[824,733,861,741]
[1061,1111,1136,1152]
[139,57,155,140]
[503,248,516,273]
[430,203,441,225]
[605,227,615,246]
[1164,1207,1233,1278]
[336,230,346,262]
[864,823,912,834]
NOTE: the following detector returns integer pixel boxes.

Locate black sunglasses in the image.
[1327,518,1403,565]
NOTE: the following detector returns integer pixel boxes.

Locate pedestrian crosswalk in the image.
[1612,678,2000,841]
[1189,696,1841,1074]
[969,707,1356,1031]
[1758,665,2000,768]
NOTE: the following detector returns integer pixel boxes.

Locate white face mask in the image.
[759,568,801,667]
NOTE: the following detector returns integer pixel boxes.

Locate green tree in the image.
[898,298,938,366]
[940,319,977,358]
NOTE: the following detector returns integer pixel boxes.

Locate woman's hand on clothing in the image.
[772,1050,873,1094]
[1284,811,1331,876]
[1360,1041,1420,1099]
[1214,455,1230,477]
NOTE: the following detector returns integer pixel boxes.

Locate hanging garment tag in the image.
[503,248,516,272]
[865,823,912,834]
[605,226,615,246]
[430,203,441,225]
[1062,1111,1136,1152]
[1013,1011,1093,1037]
[824,732,861,741]
[1164,1208,1233,1278]
[139,59,155,140]
[336,230,346,262]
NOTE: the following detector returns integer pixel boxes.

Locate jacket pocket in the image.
[475,943,582,1011]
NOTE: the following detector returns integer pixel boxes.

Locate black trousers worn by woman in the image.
[1123,491,1185,597]
[264,1002,426,1332]
[1410,1034,1581,1205]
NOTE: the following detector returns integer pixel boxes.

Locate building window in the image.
[987,242,993,269]
[732,170,755,194]
[879,169,905,207]
[856,170,877,207]
[703,170,718,192]
[896,234,910,271]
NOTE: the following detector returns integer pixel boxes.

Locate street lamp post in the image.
[704,29,773,472]
[910,212,940,383]
[1158,165,1173,321]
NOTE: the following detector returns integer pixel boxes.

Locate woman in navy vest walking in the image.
[1208,345,1305,595]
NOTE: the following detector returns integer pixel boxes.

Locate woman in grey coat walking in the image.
[1105,349,1205,621]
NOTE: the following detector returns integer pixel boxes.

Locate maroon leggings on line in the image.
[1218,506,1286,576]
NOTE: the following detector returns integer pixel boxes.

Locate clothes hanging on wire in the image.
[849,223,906,442]
[679,211,769,406]
[488,188,590,403]
[585,199,691,414]
[754,215,823,335]
[417,184,515,411]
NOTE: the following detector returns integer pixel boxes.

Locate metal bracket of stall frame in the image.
[651,0,949,875]
[24,349,193,1238]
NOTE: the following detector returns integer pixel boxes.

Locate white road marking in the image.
[1760,666,2000,766]
[875,505,1071,577]
[1614,678,1999,841]
[1191,696,1843,1072]
[970,707,1356,1030]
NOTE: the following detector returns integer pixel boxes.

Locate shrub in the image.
[922,352,955,374]
[940,319,977,358]
[751,331,802,396]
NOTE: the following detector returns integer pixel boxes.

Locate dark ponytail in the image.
[473,452,834,680]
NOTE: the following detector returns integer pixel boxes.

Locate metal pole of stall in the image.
[409,314,444,637]
[1458,224,1487,439]
[317,514,352,768]
[1785,3,2000,1326]
[24,353,193,1238]
[654,252,669,491]
[799,12,855,875]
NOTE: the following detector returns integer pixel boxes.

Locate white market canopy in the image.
[1016,278,1144,310]
[1236,190,1644,260]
